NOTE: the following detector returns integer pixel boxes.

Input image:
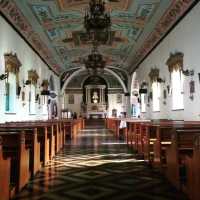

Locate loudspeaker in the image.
[139,88,147,94]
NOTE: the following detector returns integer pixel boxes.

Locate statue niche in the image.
[82,76,108,118]
[92,90,99,104]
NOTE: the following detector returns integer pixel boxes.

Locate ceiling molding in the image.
[105,68,128,93]
[129,0,198,74]
[0,1,62,74]
[0,0,197,75]
[61,67,128,93]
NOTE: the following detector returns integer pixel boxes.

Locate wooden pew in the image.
[126,121,134,146]
[3,122,51,166]
[0,135,11,200]
[63,119,73,139]
[124,119,151,151]
[0,131,31,197]
[61,118,83,140]
[166,128,200,190]
[60,120,66,145]
[184,135,200,200]
[143,123,157,162]
[153,122,200,168]
[72,118,84,137]
[106,118,120,138]
[0,118,79,200]
[142,120,182,164]
[0,126,41,176]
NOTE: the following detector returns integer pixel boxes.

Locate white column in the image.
[104,89,105,103]
[100,88,103,104]
[100,88,103,103]
[88,89,91,103]
[86,88,88,103]
[99,88,101,103]
[64,94,67,109]
[102,88,104,103]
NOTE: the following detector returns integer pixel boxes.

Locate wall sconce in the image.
[141,81,148,88]
[49,92,57,99]
[41,90,50,96]
[16,86,21,97]
[35,94,40,102]
[124,92,130,96]
[23,80,31,87]
[157,77,165,83]
[182,69,194,76]
[139,88,148,94]
[0,73,8,81]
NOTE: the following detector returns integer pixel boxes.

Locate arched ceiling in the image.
[65,70,123,89]
[0,0,196,75]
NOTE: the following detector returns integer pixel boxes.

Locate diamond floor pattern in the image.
[13,129,188,200]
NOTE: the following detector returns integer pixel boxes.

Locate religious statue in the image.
[92,91,99,103]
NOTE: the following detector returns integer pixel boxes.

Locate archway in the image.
[130,72,140,117]
[49,75,55,91]
[61,67,128,94]
[82,76,108,118]
[82,76,108,103]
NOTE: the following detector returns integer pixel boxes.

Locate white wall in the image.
[62,92,126,117]
[0,16,60,122]
[108,93,126,117]
[63,93,83,116]
[134,2,200,121]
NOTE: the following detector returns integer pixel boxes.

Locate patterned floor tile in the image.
[13,128,188,200]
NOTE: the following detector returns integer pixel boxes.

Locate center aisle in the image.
[14,128,187,200]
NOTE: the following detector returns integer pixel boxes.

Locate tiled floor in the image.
[14,128,188,200]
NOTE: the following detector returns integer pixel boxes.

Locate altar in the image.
[83,84,107,118]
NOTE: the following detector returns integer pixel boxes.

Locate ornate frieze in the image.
[28,70,39,85]
[41,79,49,90]
[4,53,21,74]
[166,52,184,72]
[149,68,159,82]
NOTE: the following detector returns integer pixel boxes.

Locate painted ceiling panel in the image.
[0,0,196,75]
[66,71,123,89]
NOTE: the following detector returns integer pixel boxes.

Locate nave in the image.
[1,1,200,200]
[13,126,187,200]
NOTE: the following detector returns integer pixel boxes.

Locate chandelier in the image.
[84,0,111,33]
[84,43,106,74]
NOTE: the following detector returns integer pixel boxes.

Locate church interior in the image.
[0,0,200,199]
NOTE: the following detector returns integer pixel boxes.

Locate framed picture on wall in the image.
[68,94,74,104]
[116,94,122,104]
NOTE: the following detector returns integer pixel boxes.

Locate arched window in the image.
[141,93,146,113]
[130,72,140,117]
[4,53,21,113]
[152,81,161,112]
[41,79,49,115]
[149,68,160,112]
[5,73,16,112]
[28,70,39,115]
[171,70,184,110]
[29,84,36,114]
[49,75,55,91]
[166,52,184,110]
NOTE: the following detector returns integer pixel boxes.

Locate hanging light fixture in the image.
[84,0,111,34]
[84,42,106,74]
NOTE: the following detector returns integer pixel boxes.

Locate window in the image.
[42,96,48,115]
[29,85,36,115]
[171,70,184,110]
[5,73,16,113]
[141,93,146,113]
[152,81,160,112]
